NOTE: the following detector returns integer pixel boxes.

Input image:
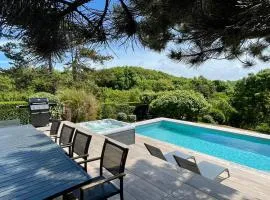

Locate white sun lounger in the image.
[173,155,230,181]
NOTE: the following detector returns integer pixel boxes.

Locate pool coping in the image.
[133,117,270,140]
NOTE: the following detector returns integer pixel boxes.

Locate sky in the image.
[1,38,269,81]
[0,0,269,81]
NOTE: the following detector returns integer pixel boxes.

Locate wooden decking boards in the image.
[39,123,270,200]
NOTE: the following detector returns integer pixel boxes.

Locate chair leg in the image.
[68,146,72,157]
[84,158,87,172]
[120,178,124,200]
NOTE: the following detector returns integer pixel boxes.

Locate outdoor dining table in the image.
[0,124,91,199]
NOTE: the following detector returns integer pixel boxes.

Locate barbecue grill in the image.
[29,98,50,127]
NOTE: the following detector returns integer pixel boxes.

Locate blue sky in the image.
[0,0,269,80]
[1,38,269,81]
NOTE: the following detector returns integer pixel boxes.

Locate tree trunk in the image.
[48,55,53,73]
[72,49,79,81]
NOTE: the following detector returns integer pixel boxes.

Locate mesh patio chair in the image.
[56,124,75,155]
[70,130,92,172]
[144,143,195,163]
[0,119,20,128]
[173,155,230,181]
[48,119,61,142]
[76,139,129,200]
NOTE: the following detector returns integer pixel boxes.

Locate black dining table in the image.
[0,125,91,200]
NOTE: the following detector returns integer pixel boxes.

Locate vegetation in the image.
[150,90,209,121]
[0,65,269,134]
[232,70,270,131]
[0,101,29,124]
[58,89,98,123]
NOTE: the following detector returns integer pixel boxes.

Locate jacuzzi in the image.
[78,119,135,145]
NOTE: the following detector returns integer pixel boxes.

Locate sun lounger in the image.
[173,155,230,181]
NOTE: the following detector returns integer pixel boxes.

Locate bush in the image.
[0,101,29,124]
[209,94,236,123]
[0,75,15,91]
[30,92,60,103]
[58,89,98,122]
[0,91,32,101]
[128,114,137,122]
[99,102,137,119]
[255,123,270,134]
[201,115,216,124]
[99,103,117,119]
[100,88,140,103]
[150,90,209,121]
[139,91,159,104]
[209,109,226,124]
[117,112,128,121]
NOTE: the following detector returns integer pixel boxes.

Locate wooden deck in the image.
[40,122,270,200]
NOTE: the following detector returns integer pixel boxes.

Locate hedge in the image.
[0,101,29,124]
[99,102,141,119]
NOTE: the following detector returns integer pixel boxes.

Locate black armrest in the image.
[77,157,101,165]
[60,143,72,148]
[81,173,126,190]
[71,154,89,160]
[50,135,58,138]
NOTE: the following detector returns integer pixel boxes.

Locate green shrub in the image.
[201,115,216,124]
[58,89,98,122]
[117,112,128,121]
[100,88,140,103]
[254,123,270,134]
[0,75,15,91]
[99,103,117,119]
[0,91,32,101]
[99,102,137,119]
[0,101,29,124]
[30,92,60,103]
[150,90,209,121]
[209,109,226,124]
[139,91,159,104]
[209,94,236,123]
[128,114,136,122]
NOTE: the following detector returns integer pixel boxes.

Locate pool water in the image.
[135,121,270,171]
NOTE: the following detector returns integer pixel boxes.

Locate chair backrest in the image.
[72,130,92,157]
[100,139,129,176]
[144,143,166,161]
[0,119,20,128]
[59,124,75,145]
[50,119,61,135]
[173,155,201,175]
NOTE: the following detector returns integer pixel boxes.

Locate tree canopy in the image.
[1,0,269,66]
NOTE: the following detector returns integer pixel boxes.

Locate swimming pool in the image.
[135,119,270,171]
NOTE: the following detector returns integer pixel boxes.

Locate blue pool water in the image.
[135,121,270,171]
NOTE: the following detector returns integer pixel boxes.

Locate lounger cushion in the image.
[197,161,228,180]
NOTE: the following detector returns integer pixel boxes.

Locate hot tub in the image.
[78,119,135,145]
